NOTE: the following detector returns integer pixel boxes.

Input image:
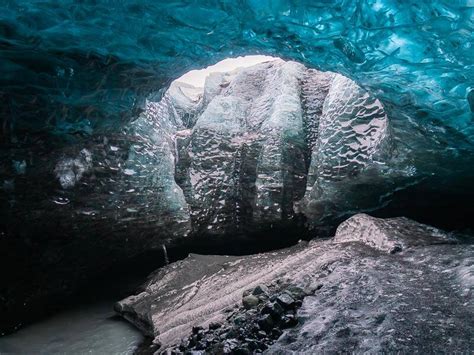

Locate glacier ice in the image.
[0,1,474,332]
[1,1,472,236]
[76,59,429,236]
[0,55,472,245]
[333,213,454,254]
[300,72,392,224]
[0,0,472,142]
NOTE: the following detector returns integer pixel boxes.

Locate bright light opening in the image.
[176,55,277,88]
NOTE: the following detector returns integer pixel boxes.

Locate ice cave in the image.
[0,1,473,353]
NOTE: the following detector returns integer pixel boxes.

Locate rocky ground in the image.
[115,214,474,354]
[161,283,306,354]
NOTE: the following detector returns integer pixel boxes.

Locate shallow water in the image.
[0,301,143,354]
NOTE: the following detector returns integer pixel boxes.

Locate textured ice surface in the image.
[0,58,468,292]
[300,72,392,223]
[186,60,309,232]
[169,60,394,233]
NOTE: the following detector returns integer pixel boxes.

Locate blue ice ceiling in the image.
[1,0,473,141]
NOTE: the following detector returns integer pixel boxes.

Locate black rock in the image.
[209,322,221,330]
[281,314,298,328]
[188,335,198,347]
[223,338,239,353]
[179,338,190,350]
[261,301,285,320]
[196,331,204,341]
[257,341,268,351]
[286,286,306,299]
[245,309,258,317]
[250,324,260,333]
[252,285,269,296]
[234,315,246,326]
[234,346,251,355]
[227,327,240,338]
[194,341,206,350]
[242,295,259,309]
[192,325,204,334]
[244,338,258,350]
[258,314,274,331]
[203,333,216,344]
[219,326,230,335]
[276,292,296,309]
[257,330,267,339]
[272,328,283,338]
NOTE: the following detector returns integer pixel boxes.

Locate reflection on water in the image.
[0,301,142,354]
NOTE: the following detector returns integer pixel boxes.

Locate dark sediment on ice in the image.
[116,214,473,353]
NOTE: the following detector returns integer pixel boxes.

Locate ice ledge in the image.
[334,213,455,254]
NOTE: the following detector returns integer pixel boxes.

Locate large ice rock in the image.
[116,214,473,352]
[175,60,396,234]
[140,59,400,237]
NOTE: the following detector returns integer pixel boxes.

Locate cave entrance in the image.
[177,55,277,88]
